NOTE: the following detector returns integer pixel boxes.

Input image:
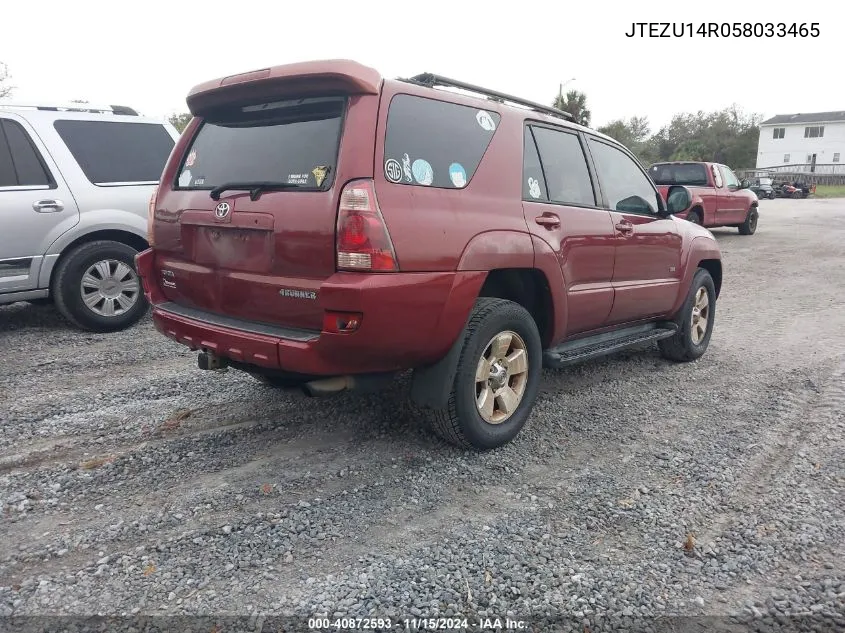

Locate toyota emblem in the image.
[215,202,230,219]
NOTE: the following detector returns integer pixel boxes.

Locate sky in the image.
[1,0,841,134]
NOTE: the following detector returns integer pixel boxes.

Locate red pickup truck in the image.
[648,162,760,235]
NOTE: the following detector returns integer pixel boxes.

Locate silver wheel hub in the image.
[475,331,530,425]
[80,259,140,317]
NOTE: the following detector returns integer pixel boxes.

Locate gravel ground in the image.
[1,198,843,632]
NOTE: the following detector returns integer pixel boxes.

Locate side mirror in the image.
[665,185,692,215]
[740,179,750,189]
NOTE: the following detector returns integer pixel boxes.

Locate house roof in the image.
[761,111,845,125]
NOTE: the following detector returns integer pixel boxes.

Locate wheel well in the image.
[698,259,722,298]
[50,230,148,287]
[478,268,553,346]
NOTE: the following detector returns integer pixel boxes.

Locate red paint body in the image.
[137,60,722,377]
[651,161,758,229]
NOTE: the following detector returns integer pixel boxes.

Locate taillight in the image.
[336,179,398,271]
[147,186,158,247]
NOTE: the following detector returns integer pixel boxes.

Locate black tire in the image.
[658,268,716,362]
[686,210,702,226]
[429,298,542,450]
[738,207,758,235]
[52,240,148,333]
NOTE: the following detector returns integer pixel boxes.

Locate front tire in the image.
[429,298,542,450]
[738,207,758,235]
[686,210,702,226]
[658,268,716,362]
[52,241,148,333]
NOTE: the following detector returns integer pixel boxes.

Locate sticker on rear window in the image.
[527,177,541,199]
[476,110,496,132]
[412,159,434,186]
[449,163,467,188]
[385,159,403,183]
[287,173,309,185]
[312,165,329,187]
[402,153,413,183]
[185,150,197,168]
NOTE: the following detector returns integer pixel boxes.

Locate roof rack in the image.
[401,73,574,122]
[0,101,138,115]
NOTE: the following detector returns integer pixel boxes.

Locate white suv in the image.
[0,102,180,331]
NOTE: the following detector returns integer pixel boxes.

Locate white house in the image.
[756,110,845,173]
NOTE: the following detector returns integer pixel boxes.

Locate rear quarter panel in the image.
[373,81,530,272]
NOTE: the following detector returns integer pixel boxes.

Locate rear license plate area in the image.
[191,226,274,273]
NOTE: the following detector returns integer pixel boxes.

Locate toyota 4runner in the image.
[136,60,723,450]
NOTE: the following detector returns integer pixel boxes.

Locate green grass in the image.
[812,185,845,198]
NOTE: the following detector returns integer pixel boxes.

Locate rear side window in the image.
[0,119,53,188]
[383,94,500,189]
[176,97,345,190]
[54,120,174,185]
[529,126,595,206]
[522,128,548,201]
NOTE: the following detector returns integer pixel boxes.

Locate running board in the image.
[543,322,678,369]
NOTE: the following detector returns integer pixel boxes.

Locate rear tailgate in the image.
[152,61,382,331]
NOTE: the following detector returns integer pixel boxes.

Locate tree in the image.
[0,62,13,99]
[168,113,193,133]
[597,116,656,164]
[553,89,591,127]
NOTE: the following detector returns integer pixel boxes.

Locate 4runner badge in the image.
[215,202,230,219]
[279,288,317,300]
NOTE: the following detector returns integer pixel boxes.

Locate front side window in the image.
[55,120,173,186]
[176,97,344,190]
[720,166,740,188]
[0,119,53,188]
[772,127,785,139]
[784,154,790,163]
[804,126,824,138]
[383,94,500,189]
[834,153,841,163]
[529,126,595,206]
[588,138,659,215]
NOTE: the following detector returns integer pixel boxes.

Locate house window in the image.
[772,127,785,139]
[784,154,790,163]
[807,154,813,163]
[804,126,824,138]
[833,153,841,163]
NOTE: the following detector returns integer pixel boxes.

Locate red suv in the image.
[136,60,722,450]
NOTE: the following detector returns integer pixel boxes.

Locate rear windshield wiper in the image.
[209,182,302,202]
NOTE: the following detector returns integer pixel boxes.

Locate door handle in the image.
[535,213,560,229]
[33,199,64,213]
[615,220,634,234]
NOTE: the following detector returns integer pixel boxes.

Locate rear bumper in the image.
[137,249,486,375]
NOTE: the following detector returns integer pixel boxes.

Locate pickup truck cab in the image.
[648,161,759,235]
[137,60,723,450]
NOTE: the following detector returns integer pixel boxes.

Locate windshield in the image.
[648,163,709,187]
[176,96,346,191]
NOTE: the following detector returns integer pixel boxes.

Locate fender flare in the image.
[669,236,722,315]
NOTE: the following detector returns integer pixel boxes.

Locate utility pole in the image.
[557,78,576,107]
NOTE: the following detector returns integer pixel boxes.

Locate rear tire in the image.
[658,268,716,362]
[52,241,148,333]
[429,298,542,450]
[738,207,758,235]
[249,372,309,388]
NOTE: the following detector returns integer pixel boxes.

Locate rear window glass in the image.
[176,97,345,190]
[383,94,500,189]
[648,163,709,186]
[54,120,174,185]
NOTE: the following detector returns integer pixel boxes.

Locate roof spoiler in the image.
[186,60,382,116]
